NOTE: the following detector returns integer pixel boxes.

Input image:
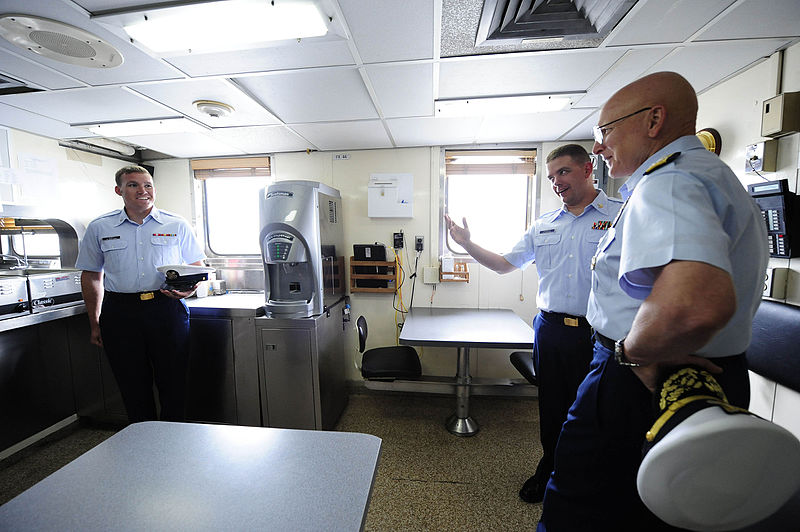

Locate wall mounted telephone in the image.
[748,179,800,258]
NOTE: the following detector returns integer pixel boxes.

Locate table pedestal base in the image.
[446,413,478,436]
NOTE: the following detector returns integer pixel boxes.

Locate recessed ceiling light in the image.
[0,15,123,68]
[72,117,209,137]
[96,0,329,55]
[435,94,579,117]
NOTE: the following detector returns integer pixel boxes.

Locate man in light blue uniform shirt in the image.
[538,73,768,531]
[446,144,622,503]
[76,165,205,423]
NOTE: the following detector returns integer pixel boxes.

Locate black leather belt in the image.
[540,310,590,328]
[105,290,163,302]
[593,331,616,350]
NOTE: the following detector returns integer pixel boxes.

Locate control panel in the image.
[748,179,800,258]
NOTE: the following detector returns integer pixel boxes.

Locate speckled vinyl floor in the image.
[0,393,543,530]
[335,393,543,532]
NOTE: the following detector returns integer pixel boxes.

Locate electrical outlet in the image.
[393,232,404,249]
[415,235,424,252]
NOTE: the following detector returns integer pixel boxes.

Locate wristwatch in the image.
[614,336,641,367]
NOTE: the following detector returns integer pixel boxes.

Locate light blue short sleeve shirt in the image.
[76,207,205,293]
[587,136,768,355]
[504,190,622,316]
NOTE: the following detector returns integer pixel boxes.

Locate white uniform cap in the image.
[637,368,800,531]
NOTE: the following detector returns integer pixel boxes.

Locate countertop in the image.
[186,292,266,318]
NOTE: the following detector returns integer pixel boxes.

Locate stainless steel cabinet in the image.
[256,309,347,431]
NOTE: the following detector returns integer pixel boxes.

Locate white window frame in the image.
[439,148,538,259]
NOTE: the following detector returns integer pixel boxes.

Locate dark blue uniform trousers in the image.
[100,291,191,423]
[538,341,750,532]
[532,311,594,481]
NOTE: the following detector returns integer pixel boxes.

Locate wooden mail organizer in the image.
[349,257,399,293]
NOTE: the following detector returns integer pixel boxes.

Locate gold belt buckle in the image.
[139,292,155,301]
[564,316,579,327]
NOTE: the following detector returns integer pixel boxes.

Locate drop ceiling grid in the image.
[437,49,628,99]
[234,67,379,124]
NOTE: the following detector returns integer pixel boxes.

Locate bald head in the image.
[593,72,699,178]
[607,72,697,143]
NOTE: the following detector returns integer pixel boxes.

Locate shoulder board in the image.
[644,152,680,175]
[607,196,624,204]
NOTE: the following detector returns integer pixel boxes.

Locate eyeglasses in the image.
[592,107,653,144]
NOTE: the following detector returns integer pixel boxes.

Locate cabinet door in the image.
[259,328,315,429]
[0,322,74,452]
[187,317,237,424]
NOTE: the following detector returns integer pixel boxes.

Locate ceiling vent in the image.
[0,15,123,68]
[476,0,637,47]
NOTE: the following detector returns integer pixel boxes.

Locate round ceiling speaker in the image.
[0,15,123,68]
[193,100,235,118]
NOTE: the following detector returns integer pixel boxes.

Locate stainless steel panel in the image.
[258,326,316,429]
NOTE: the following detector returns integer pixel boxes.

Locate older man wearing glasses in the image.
[536,72,768,531]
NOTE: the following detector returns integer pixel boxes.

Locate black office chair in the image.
[357,316,421,380]
[510,351,538,386]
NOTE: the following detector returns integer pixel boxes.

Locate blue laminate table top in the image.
[0,422,381,531]
[399,307,534,349]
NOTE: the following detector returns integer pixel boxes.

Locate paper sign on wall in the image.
[368,173,413,218]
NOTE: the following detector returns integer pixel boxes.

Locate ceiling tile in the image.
[695,0,800,41]
[0,49,84,90]
[291,121,391,151]
[476,109,595,144]
[365,63,434,118]
[574,48,674,108]
[129,79,280,128]
[235,68,378,123]
[605,0,736,46]
[438,49,627,99]
[387,117,482,147]
[0,102,93,140]
[163,40,355,77]
[338,0,434,63]
[0,86,175,125]
[648,39,793,94]
[209,126,312,153]
[118,132,246,158]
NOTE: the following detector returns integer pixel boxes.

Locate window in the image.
[192,157,272,256]
[443,149,536,256]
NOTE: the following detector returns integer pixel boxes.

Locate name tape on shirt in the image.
[101,235,120,241]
